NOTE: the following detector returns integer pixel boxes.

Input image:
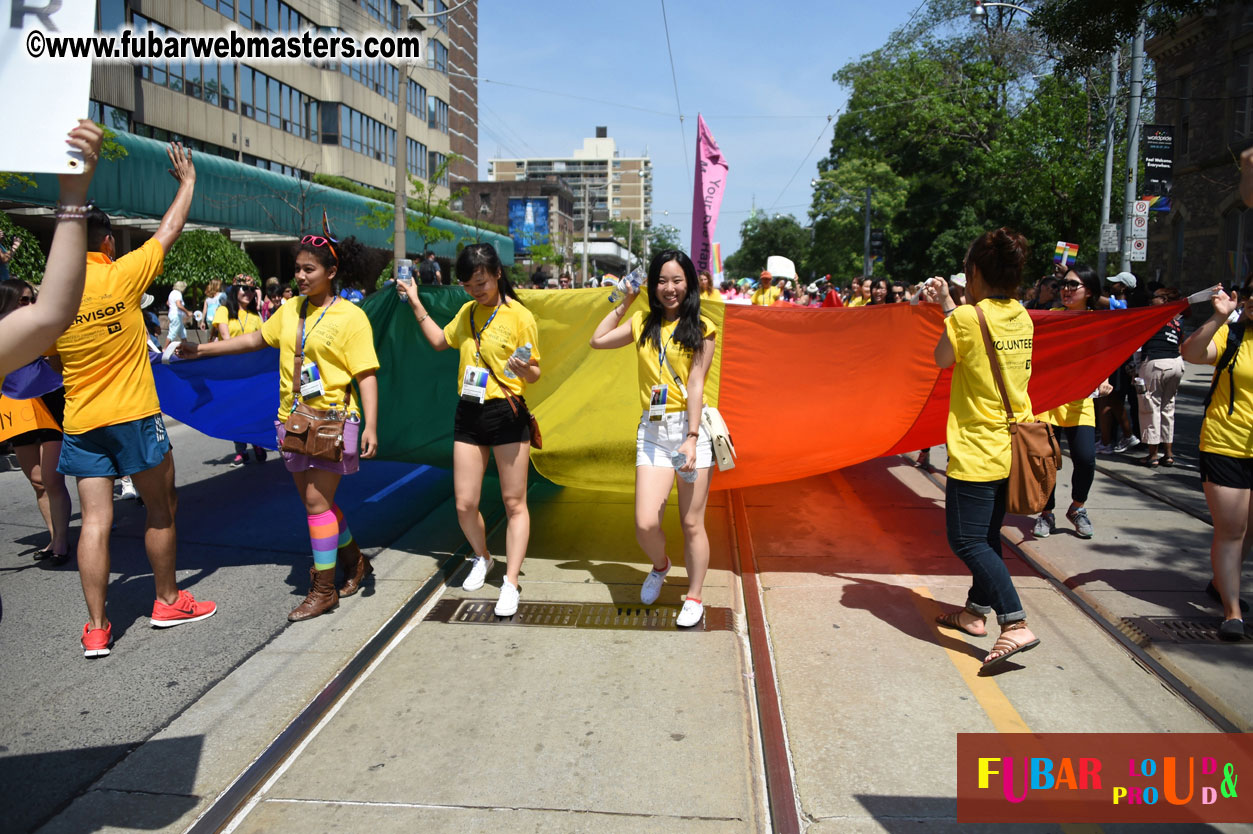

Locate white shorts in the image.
[636,410,714,469]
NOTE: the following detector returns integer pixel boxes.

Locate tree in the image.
[362,153,471,253]
[723,213,810,279]
[0,212,46,283]
[1030,0,1217,71]
[163,230,260,300]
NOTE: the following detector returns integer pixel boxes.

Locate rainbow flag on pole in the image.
[712,242,723,276]
[1053,241,1079,267]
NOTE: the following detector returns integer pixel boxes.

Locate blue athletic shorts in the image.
[58,414,171,478]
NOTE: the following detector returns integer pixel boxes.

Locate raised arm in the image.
[397,278,451,351]
[152,143,196,253]
[1181,289,1234,365]
[0,120,102,377]
[589,285,639,349]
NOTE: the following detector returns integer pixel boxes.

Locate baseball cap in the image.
[1109,271,1138,289]
[139,293,154,310]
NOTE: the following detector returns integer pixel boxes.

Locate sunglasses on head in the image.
[301,234,338,263]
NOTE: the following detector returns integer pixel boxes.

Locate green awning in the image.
[0,131,513,263]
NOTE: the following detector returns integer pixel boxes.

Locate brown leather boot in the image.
[336,540,373,597]
[288,567,339,621]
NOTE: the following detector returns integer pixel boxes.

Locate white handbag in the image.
[661,350,737,472]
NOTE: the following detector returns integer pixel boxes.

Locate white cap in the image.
[1109,271,1138,288]
[139,293,154,310]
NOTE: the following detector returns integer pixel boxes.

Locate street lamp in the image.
[970,0,1033,21]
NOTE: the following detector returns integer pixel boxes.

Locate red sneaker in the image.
[82,622,112,658]
[151,589,217,628]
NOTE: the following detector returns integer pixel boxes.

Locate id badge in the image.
[299,360,325,399]
[461,366,489,403]
[648,384,669,422]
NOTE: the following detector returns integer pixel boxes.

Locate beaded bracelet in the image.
[54,203,90,220]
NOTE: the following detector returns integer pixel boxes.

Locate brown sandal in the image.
[982,621,1040,671]
[936,607,987,637]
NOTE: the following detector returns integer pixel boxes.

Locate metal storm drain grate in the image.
[1120,616,1248,645]
[425,599,733,632]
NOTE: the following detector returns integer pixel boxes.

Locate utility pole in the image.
[626,217,634,270]
[581,180,589,284]
[1097,48,1120,278]
[863,187,872,277]
[393,60,408,267]
[1120,18,1146,274]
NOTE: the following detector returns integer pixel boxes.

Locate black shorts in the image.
[454,397,531,447]
[1200,450,1253,490]
[9,388,66,447]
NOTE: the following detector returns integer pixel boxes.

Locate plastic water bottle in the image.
[672,450,698,483]
[608,267,646,304]
[396,258,413,286]
[503,343,532,379]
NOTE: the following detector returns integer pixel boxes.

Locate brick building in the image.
[1146,2,1253,291]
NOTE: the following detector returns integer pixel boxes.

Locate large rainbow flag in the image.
[153,288,1186,493]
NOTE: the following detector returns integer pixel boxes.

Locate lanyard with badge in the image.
[461,302,501,403]
[649,333,681,421]
[297,298,336,400]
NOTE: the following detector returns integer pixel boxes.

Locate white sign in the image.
[1099,223,1119,253]
[0,1,97,175]
[1130,238,1148,262]
[1133,200,1150,218]
[1132,215,1148,240]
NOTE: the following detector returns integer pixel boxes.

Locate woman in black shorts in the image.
[399,244,540,617]
[1182,284,1253,641]
[0,279,72,563]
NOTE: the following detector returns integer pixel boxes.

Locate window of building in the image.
[429,151,448,186]
[98,0,126,31]
[88,100,131,132]
[427,40,447,73]
[1235,50,1253,143]
[1176,74,1190,157]
[338,104,395,164]
[434,0,448,32]
[407,79,427,117]
[407,138,428,179]
[237,65,316,139]
[427,97,448,133]
[1226,205,1253,283]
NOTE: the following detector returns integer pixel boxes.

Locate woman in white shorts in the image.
[590,250,716,628]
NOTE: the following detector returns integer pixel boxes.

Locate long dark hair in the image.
[456,243,521,304]
[867,277,892,305]
[0,278,34,319]
[292,233,368,287]
[637,249,704,356]
[1068,263,1101,310]
[224,283,259,320]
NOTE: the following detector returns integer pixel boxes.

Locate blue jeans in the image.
[945,476,1026,624]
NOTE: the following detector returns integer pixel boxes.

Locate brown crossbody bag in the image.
[471,327,542,450]
[281,299,352,462]
[975,306,1061,515]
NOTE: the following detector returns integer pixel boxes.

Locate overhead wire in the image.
[659,0,690,186]
[767,113,834,212]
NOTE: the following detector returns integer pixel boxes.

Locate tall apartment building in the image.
[88,0,474,202]
[1146,3,1253,290]
[487,127,652,236]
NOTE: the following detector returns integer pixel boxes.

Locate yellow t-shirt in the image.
[212,306,263,339]
[700,289,723,304]
[1037,308,1095,427]
[847,296,868,308]
[630,311,718,413]
[443,298,541,400]
[944,299,1035,482]
[1200,324,1253,458]
[261,296,379,421]
[751,286,781,306]
[53,240,165,434]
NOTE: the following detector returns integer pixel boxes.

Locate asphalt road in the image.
[0,419,450,834]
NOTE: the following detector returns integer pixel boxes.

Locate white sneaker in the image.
[676,597,704,628]
[494,578,520,617]
[118,477,139,500]
[462,554,492,591]
[641,559,670,605]
[1114,435,1141,453]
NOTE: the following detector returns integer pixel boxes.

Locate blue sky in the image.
[476,0,922,261]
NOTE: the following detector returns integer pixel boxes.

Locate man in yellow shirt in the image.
[751,271,782,306]
[53,143,216,659]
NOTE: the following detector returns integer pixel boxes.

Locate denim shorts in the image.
[636,410,713,468]
[58,414,171,478]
